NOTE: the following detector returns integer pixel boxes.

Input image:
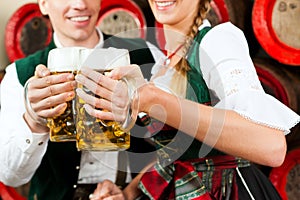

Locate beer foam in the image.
[80,48,130,70]
[48,47,85,72]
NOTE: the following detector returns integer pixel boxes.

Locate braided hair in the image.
[174,0,211,75]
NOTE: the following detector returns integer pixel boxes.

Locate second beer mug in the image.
[75,48,137,151]
[47,47,82,142]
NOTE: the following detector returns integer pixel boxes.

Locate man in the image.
[0,0,162,199]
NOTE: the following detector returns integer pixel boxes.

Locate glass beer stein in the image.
[75,48,137,151]
[47,47,83,142]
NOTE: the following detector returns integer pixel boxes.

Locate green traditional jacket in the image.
[185,27,224,159]
[15,34,155,200]
[152,27,224,162]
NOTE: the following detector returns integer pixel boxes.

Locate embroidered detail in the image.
[219,67,263,98]
[139,155,251,200]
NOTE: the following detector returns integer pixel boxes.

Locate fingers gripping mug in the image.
[75,48,137,151]
[47,47,82,142]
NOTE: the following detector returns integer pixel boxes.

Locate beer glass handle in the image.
[119,77,139,132]
[24,80,48,125]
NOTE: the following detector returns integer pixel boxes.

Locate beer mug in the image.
[47,47,83,142]
[75,48,137,151]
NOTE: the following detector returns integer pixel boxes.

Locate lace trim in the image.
[236,111,300,135]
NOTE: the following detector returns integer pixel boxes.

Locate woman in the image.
[76,0,300,199]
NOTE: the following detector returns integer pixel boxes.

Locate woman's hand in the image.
[24,64,76,132]
[107,64,146,88]
[89,180,125,200]
[75,65,146,124]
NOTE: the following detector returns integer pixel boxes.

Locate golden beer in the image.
[47,47,83,142]
[47,71,77,142]
[75,102,130,151]
[75,69,130,151]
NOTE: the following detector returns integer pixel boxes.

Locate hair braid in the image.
[175,0,211,75]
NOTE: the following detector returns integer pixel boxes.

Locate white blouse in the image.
[152,21,300,134]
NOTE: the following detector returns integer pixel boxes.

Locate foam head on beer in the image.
[48,47,84,72]
[80,47,130,71]
[48,47,130,72]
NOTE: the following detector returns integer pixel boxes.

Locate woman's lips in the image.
[155,1,176,10]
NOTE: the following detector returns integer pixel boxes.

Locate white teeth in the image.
[156,1,175,7]
[70,16,89,22]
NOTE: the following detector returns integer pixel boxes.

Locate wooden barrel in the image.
[269,148,300,200]
[206,0,230,27]
[5,3,53,62]
[155,0,253,51]
[252,0,300,66]
[98,0,147,39]
[208,0,252,29]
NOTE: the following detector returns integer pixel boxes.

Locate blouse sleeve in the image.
[199,22,300,134]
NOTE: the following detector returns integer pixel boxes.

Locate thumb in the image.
[107,65,142,80]
[35,64,50,77]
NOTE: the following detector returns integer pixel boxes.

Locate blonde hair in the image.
[175,0,211,75]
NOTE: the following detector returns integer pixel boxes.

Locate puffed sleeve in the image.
[199,22,300,134]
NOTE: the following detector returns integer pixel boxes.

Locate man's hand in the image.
[24,64,76,133]
[89,180,125,200]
